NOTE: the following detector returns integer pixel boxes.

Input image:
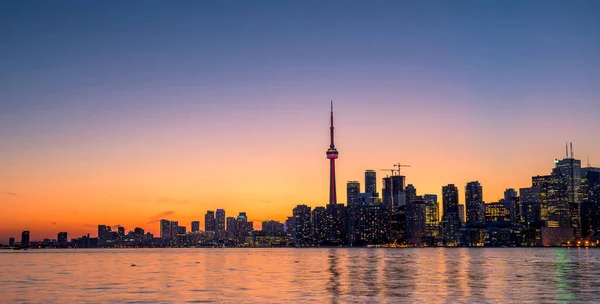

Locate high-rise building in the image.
[118,227,125,241]
[21,231,30,248]
[98,225,110,246]
[205,211,216,232]
[134,227,145,244]
[465,181,485,224]
[551,151,582,235]
[285,216,296,242]
[504,188,520,225]
[9,237,15,247]
[216,209,226,238]
[581,168,600,238]
[520,187,542,226]
[382,175,406,207]
[406,198,426,245]
[293,205,312,246]
[532,175,551,222]
[365,170,378,197]
[405,184,417,206]
[226,217,237,240]
[326,101,339,205]
[442,184,460,245]
[326,203,347,245]
[170,221,179,245]
[424,194,439,238]
[57,232,68,246]
[486,202,509,222]
[312,206,327,244]
[160,219,171,242]
[347,181,360,205]
[191,221,200,232]
[236,212,250,244]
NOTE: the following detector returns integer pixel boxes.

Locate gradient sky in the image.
[1,1,599,241]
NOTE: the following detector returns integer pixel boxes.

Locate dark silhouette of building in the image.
[9,237,15,247]
[57,232,68,246]
[191,221,200,232]
[205,211,216,232]
[465,181,485,224]
[293,205,312,246]
[216,209,226,238]
[365,170,378,197]
[442,184,460,245]
[520,187,542,226]
[347,181,360,205]
[21,231,30,248]
[326,101,339,205]
[261,220,284,235]
[312,206,327,244]
[581,168,600,238]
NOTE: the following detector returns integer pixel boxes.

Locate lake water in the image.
[1,248,600,303]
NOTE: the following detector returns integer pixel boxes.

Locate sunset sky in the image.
[1,1,599,241]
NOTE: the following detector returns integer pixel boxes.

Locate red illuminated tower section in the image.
[326,101,339,205]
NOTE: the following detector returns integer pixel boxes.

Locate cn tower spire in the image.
[326,100,339,205]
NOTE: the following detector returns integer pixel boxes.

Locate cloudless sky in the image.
[1,1,599,241]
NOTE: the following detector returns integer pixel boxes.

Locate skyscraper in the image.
[57,232,68,246]
[21,231,30,248]
[205,211,216,232]
[442,184,460,245]
[293,205,312,246]
[347,181,360,205]
[326,101,339,205]
[424,194,439,238]
[160,219,171,242]
[465,181,485,224]
[312,206,327,244]
[365,170,377,197]
[552,151,582,235]
[216,209,226,238]
[191,221,200,232]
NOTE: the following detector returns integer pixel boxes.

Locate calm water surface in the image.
[1,248,600,303]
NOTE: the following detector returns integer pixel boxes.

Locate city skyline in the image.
[2,1,600,241]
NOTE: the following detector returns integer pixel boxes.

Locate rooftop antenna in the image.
[565,142,569,158]
[570,142,573,159]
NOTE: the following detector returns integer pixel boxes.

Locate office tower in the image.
[520,187,542,226]
[503,188,520,224]
[9,238,15,247]
[347,181,360,205]
[326,101,339,205]
[98,225,109,246]
[326,203,347,245]
[551,149,582,235]
[205,211,216,232]
[293,205,312,246]
[581,169,600,237]
[442,184,460,245]
[170,221,179,245]
[285,216,296,242]
[21,231,30,248]
[118,227,125,241]
[465,181,485,224]
[191,221,200,232]
[532,175,551,222]
[133,227,144,244]
[226,217,237,239]
[406,198,426,245]
[312,206,327,244]
[424,194,440,238]
[216,209,226,238]
[160,219,171,242]
[57,232,68,246]
[365,170,378,197]
[236,212,249,244]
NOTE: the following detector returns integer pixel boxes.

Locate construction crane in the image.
[380,168,398,177]
[394,163,411,176]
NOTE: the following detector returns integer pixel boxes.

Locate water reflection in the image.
[1,248,600,303]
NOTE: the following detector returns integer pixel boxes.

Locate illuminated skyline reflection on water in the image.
[1,248,599,303]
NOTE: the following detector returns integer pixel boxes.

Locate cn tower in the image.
[326,101,339,205]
